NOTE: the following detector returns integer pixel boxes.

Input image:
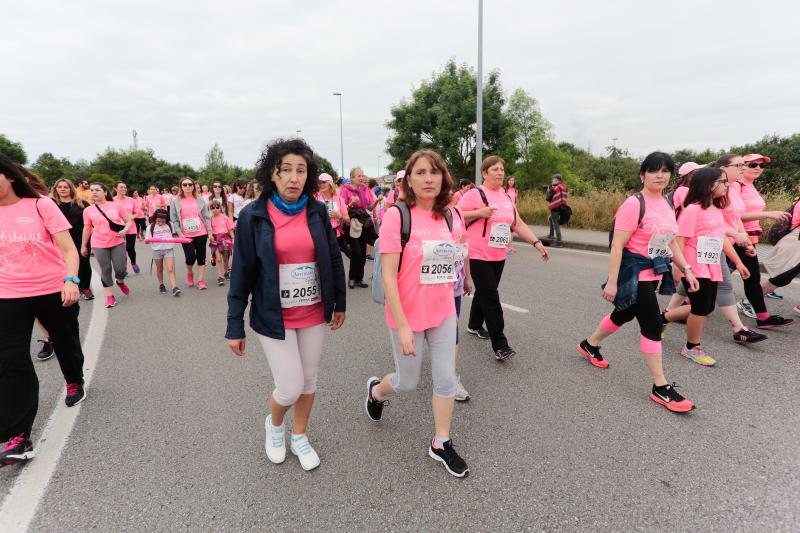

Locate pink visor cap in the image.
[743,153,771,163]
[678,162,705,177]
[318,173,334,182]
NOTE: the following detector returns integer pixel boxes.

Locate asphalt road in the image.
[2,241,799,532]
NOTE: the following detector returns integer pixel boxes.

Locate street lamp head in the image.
[333,92,341,96]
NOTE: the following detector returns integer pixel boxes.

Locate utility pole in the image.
[333,93,344,179]
[475,0,484,185]
[132,130,138,150]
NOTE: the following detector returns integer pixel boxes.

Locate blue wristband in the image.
[64,276,80,284]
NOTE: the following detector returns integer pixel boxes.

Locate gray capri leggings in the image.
[388,314,457,398]
[93,243,128,288]
[677,255,735,307]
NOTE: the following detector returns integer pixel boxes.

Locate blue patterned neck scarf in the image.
[270,191,308,216]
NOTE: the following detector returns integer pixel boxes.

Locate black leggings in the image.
[347,233,368,282]
[181,235,208,266]
[0,293,85,441]
[734,244,766,313]
[609,281,662,342]
[125,233,137,265]
[683,278,717,317]
[337,234,351,259]
[769,262,800,288]
[135,218,146,234]
[468,259,508,351]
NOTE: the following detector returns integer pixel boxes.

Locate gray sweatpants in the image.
[677,255,736,307]
[388,314,457,398]
[94,243,128,287]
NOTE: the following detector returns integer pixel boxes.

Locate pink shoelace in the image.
[66,383,80,396]
[3,434,25,452]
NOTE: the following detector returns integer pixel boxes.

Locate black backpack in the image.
[608,192,674,248]
[465,187,517,236]
[766,201,799,245]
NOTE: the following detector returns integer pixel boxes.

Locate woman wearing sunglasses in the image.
[730,154,794,328]
[170,177,213,290]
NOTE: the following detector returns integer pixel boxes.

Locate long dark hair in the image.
[401,149,454,218]
[0,152,39,199]
[91,182,114,202]
[683,167,729,210]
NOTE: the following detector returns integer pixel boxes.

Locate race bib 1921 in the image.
[696,236,723,265]
[647,232,674,258]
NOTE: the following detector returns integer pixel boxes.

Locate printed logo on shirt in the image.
[291,264,316,280]
[14,217,35,225]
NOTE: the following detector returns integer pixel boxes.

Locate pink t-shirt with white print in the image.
[0,198,72,298]
[677,203,726,281]
[737,182,766,233]
[379,205,457,332]
[614,194,678,281]
[83,201,127,249]
[723,182,747,244]
[457,186,516,262]
[179,197,207,238]
[114,197,138,235]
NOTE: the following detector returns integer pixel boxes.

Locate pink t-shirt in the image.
[677,203,725,281]
[379,206,457,331]
[614,195,678,281]
[673,186,689,210]
[457,186,516,261]
[201,192,212,201]
[506,187,518,205]
[132,197,145,218]
[83,201,127,249]
[452,190,464,205]
[0,198,72,299]
[114,197,138,234]
[211,214,235,236]
[737,182,766,233]
[145,194,165,216]
[179,197,207,237]
[792,202,800,229]
[315,192,347,231]
[267,203,325,329]
[162,193,174,206]
[723,183,747,243]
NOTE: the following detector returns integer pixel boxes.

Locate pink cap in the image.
[318,173,333,182]
[743,153,771,164]
[678,162,704,177]
[395,170,406,181]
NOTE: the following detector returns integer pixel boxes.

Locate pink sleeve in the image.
[39,198,72,234]
[792,203,800,228]
[226,216,235,232]
[614,197,640,232]
[338,195,348,217]
[677,204,699,238]
[379,206,402,253]
[339,187,352,206]
[456,188,481,212]
[83,207,94,228]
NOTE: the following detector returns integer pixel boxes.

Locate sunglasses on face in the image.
[210,205,221,210]
[213,185,222,188]
[181,183,193,187]
[746,162,768,169]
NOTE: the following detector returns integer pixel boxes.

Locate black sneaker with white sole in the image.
[365,377,387,421]
[428,439,469,477]
[494,346,516,361]
[65,382,86,407]
[35,339,54,362]
[159,284,167,294]
[467,327,490,340]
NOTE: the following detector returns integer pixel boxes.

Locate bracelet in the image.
[532,240,541,247]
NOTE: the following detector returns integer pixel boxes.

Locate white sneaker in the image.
[737,299,756,319]
[264,415,286,464]
[454,376,470,402]
[290,434,320,471]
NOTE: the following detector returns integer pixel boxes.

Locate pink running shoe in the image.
[1,433,35,466]
[115,280,130,295]
[197,280,208,290]
[186,272,195,287]
[105,295,117,308]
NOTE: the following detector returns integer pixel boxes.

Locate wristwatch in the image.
[681,265,692,274]
[64,276,80,284]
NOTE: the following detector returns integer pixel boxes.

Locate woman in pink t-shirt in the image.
[208,199,235,285]
[729,153,794,328]
[226,138,346,472]
[456,156,549,361]
[0,154,84,466]
[366,149,469,478]
[666,168,751,366]
[504,175,518,205]
[315,173,350,257]
[340,167,382,288]
[130,190,146,240]
[170,177,213,290]
[113,182,140,274]
[576,152,698,413]
[81,183,133,308]
[145,185,166,220]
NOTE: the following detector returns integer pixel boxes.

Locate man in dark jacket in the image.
[546,174,568,247]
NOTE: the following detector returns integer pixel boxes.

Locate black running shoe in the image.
[467,327,490,340]
[756,315,794,330]
[576,339,609,368]
[172,287,182,297]
[35,339,54,362]
[365,377,386,421]
[65,382,86,407]
[355,281,369,288]
[732,329,767,344]
[159,284,167,294]
[217,276,225,286]
[494,346,516,361]
[428,439,469,478]
[0,434,35,467]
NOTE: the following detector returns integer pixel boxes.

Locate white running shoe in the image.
[737,298,756,319]
[264,415,286,464]
[290,434,320,471]
[454,376,470,402]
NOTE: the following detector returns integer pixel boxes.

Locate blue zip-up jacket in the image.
[603,248,671,311]
[226,195,346,340]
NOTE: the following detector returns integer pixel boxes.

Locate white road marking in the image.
[0,271,107,532]
[463,294,529,314]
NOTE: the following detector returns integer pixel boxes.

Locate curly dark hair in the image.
[254,138,320,199]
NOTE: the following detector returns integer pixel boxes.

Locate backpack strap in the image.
[443,207,453,232]
[634,192,645,227]
[465,187,491,236]
[395,201,412,269]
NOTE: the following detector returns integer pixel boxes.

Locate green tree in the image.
[0,134,27,164]
[88,173,116,189]
[506,89,552,186]
[200,143,229,184]
[386,60,516,181]
[32,152,71,185]
[316,155,338,179]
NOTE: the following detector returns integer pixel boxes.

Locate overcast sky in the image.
[4,0,799,176]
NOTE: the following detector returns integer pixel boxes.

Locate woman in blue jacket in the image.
[226,138,346,471]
